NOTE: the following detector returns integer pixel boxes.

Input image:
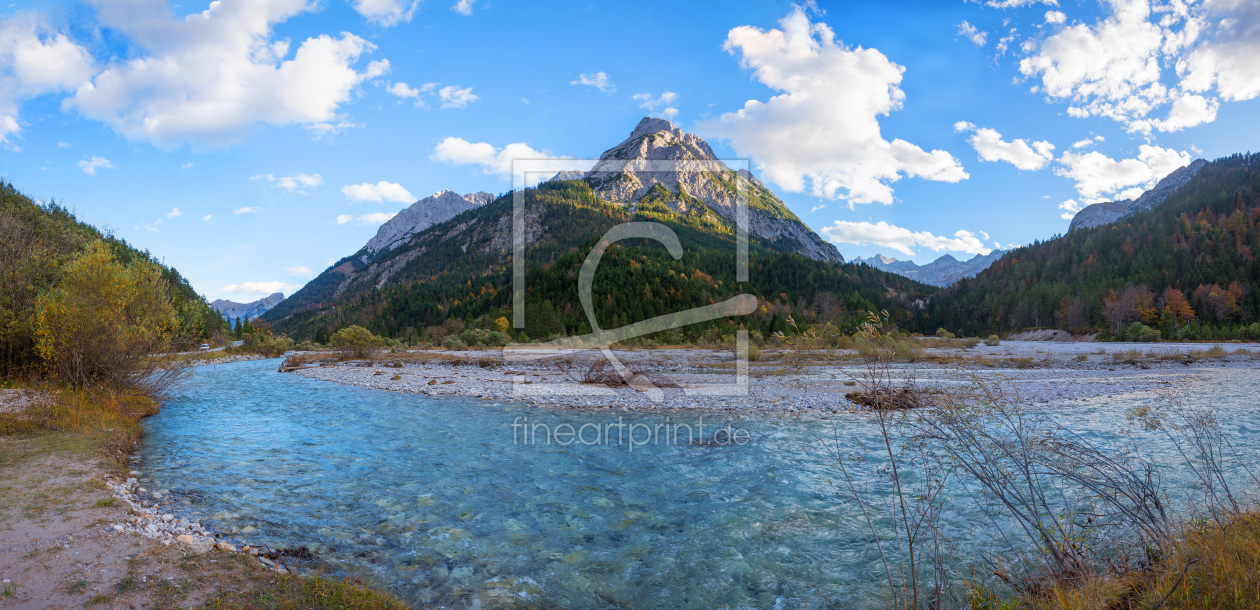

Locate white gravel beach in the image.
[289,340,1260,411]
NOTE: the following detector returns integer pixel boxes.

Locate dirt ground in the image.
[0,433,294,610]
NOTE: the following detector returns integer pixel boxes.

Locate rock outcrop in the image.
[211,292,285,321]
[584,117,843,263]
[853,250,1006,287]
[365,189,494,254]
[1069,159,1207,232]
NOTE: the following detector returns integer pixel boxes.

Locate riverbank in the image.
[289,341,1260,411]
[0,387,406,609]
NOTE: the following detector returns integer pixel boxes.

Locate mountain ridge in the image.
[853,250,1006,287]
[1069,159,1208,231]
[212,293,285,322]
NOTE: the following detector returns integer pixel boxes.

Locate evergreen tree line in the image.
[926,153,1260,341]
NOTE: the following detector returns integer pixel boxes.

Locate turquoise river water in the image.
[135,359,1260,609]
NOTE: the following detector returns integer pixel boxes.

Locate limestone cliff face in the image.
[365,189,494,254]
[1068,159,1207,232]
[584,117,843,263]
[211,293,285,321]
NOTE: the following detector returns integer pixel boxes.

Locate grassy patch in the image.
[67,579,90,594]
[94,497,116,507]
[204,573,408,610]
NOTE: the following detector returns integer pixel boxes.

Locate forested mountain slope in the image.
[266,179,937,343]
[929,153,1260,340]
[0,181,227,376]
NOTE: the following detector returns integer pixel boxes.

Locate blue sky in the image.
[0,0,1257,301]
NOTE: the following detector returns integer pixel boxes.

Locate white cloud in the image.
[570,72,614,92]
[388,81,421,99]
[78,155,113,175]
[233,206,262,214]
[254,172,324,193]
[1016,0,1260,133]
[821,220,992,257]
[341,181,414,203]
[431,137,568,177]
[202,214,213,223]
[181,162,193,169]
[220,280,298,297]
[632,91,679,119]
[166,207,182,218]
[57,141,70,148]
[958,21,988,46]
[0,14,94,149]
[285,266,312,276]
[1045,11,1067,24]
[1058,198,1086,219]
[452,0,475,15]
[698,8,967,206]
[437,85,478,108]
[337,212,396,225]
[63,1,389,148]
[351,0,419,26]
[1055,144,1192,202]
[956,123,1055,170]
[1071,135,1104,148]
[810,204,825,213]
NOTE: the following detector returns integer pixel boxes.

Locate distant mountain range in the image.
[1068,159,1207,231]
[212,293,285,322]
[264,117,933,340]
[852,250,1006,287]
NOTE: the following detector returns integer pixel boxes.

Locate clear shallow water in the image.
[136,360,1260,609]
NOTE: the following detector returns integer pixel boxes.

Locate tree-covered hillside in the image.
[267,180,937,343]
[929,153,1260,340]
[0,181,227,377]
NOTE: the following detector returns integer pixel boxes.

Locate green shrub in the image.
[442,337,468,351]
[1125,322,1161,342]
[935,328,956,340]
[330,325,382,358]
[985,335,1001,346]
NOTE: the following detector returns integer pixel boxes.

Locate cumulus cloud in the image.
[285,266,312,276]
[78,156,113,175]
[388,81,421,99]
[437,85,478,108]
[821,220,992,257]
[957,21,988,46]
[233,206,262,214]
[431,137,568,178]
[1017,0,1260,133]
[63,0,389,148]
[0,14,94,149]
[955,122,1055,170]
[570,72,614,92]
[336,212,396,225]
[181,162,193,169]
[1055,144,1192,202]
[452,0,475,15]
[166,207,182,218]
[342,181,414,203]
[1071,135,1105,148]
[697,8,967,206]
[1058,198,1086,219]
[253,172,324,194]
[220,280,298,297]
[351,0,419,26]
[632,91,678,119]
[202,214,213,223]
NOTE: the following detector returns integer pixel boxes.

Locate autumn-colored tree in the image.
[1162,287,1196,326]
[35,240,182,392]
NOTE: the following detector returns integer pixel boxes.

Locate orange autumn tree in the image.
[1162,287,1196,326]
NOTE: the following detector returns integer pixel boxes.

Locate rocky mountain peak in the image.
[211,292,285,321]
[1068,158,1207,232]
[582,117,843,263]
[365,189,494,254]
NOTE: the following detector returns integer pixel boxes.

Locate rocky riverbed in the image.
[289,341,1260,410]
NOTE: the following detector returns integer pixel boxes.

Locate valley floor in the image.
[291,340,1260,411]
